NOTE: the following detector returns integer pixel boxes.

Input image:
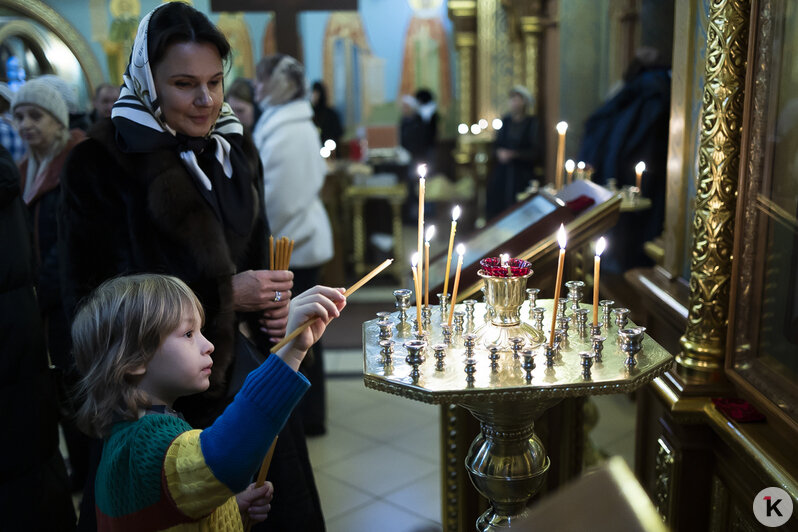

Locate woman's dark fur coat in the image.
[58,118,268,427]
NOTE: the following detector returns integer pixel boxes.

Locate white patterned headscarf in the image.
[111,4,243,192]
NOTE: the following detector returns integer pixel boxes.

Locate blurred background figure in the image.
[0,143,76,531]
[12,77,88,493]
[415,88,438,168]
[486,85,543,219]
[0,82,25,162]
[311,80,342,150]
[89,82,120,124]
[255,54,334,440]
[226,77,260,135]
[38,74,90,132]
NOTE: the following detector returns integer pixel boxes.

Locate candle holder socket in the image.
[377,319,393,341]
[509,337,524,359]
[590,324,602,337]
[613,307,630,330]
[580,352,595,379]
[464,357,477,384]
[573,308,589,335]
[565,280,585,312]
[619,327,646,368]
[532,307,545,331]
[404,340,426,383]
[441,324,452,345]
[526,288,540,312]
[393,289,412,333]
[432,343,447,371]
[453,310,466,334]
[437,292,450,316]
[421,306,432,328]
[599,300,615,329]
[487,344,501,371]
[464,299,477,321]
[591,335,606,362]
[521,349,536,381]
[543,344,556,367]
[379,339,394,365]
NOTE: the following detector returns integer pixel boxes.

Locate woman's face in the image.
[13,104,64,154]
[228,95,254,130]
[153,41,224,137]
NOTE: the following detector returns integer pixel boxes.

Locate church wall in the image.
[40,0,457,140]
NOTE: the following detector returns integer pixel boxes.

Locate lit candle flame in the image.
[456,243,466,256]
[557,224,567,249]
[635,161,646,174]
[577,161,586,170]
[425,225,436,242]
[595,236,606,257]
[458,123,468,135]
[565,159,575,172]
[324,139,336,151]
[556,121,568,135]
[411,252,419,267]
[452,205,461,221]
[492,118,503,130]
[417,164,427,179]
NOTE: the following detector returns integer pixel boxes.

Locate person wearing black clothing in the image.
[310,81,343,147]
[0,144,75,530]
[487,85,543,219]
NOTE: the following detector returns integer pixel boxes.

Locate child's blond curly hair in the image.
[73,274,203,437]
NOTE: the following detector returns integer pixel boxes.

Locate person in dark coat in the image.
[59,3,323,531]
[310,80,343,148]
[577,48,671,272]
[486,85,543,219]
[0,143,76,530]
[12,78,89,490]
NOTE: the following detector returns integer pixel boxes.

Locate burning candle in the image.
[592,237,606,327]
[565,159,575,185]
[500,253,511,275]
[635,161,646,191]
[424,225,435,308]
[417,163,426,309]
[447,244,466,327]
[555,121,568,189]
[549,225,567,346]
[411,252,423,333]
[443,205,461,299]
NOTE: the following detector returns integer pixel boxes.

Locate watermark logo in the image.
[753,487,793,527]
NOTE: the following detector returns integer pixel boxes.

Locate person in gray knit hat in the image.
[12,77,87,507]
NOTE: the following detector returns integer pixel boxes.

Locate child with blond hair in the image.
[73,274,345,531]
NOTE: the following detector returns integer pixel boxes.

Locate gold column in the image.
[677,0,750,382]
[520,16,544,108]
[448,0,477,125]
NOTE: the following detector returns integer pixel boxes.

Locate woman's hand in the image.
[235,481,274,524]
[232,270,293,312]
[276,285,346,371]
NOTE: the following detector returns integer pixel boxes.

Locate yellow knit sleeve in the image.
[163,429,238,520]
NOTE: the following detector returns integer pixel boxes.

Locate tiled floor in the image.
[311,351,637,531]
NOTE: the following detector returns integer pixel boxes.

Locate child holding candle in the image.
[73,274,345,531]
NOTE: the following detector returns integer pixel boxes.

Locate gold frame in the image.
[0,0,104,93]
[726,0,798,437]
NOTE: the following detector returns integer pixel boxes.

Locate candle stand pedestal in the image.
[363,295,672,531]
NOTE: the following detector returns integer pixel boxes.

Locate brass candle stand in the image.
[363,274,673,531]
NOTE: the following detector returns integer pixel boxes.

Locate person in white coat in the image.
[254,54,334,436]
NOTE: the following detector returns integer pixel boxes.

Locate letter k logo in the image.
[764,496,783,517]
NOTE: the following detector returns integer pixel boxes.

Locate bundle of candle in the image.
[479,257,532,277]
[270,236,294,270]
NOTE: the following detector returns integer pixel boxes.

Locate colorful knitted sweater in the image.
[95,355,310,531]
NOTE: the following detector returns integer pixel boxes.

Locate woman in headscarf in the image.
[59,3,324,530]
[253,54,334,437]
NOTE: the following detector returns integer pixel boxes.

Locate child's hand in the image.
[277,285,346,370]
[235,481,274,524]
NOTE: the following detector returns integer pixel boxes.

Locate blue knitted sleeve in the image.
[199,355,309,492]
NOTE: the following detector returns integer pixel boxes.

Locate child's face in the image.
[137,305,214,407]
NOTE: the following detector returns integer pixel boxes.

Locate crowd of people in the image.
[1,1,591,530]
[3,3,337,531]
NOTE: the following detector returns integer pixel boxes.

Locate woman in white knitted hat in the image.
[12,77,88,495]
